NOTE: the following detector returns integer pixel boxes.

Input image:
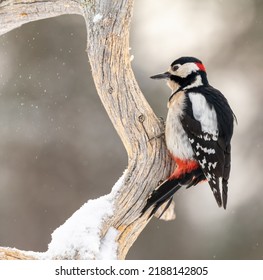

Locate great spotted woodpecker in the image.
[142,56,236,218]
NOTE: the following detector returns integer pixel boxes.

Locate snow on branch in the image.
[43,171,127,260]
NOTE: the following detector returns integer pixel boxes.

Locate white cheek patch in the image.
[176,62,199,78]
[188,93,218,139]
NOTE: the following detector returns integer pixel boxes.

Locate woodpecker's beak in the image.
[150,72,171,80]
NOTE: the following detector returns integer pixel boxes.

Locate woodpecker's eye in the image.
[172,65,179,72]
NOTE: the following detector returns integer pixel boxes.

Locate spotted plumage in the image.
[142,56,236,218]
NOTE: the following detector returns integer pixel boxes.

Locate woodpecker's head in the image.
[151,56,208,92]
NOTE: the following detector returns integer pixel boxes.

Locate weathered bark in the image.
[0,247,36,260]
[0,0,175,260]
[0,0,82,36]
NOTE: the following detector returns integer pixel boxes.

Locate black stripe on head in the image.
[170,71,198,88]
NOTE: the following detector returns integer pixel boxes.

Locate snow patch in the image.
[43,169,127,260]
[93,13,103,23]
[98,227,119,260]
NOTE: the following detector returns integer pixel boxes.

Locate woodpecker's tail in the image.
[141,179,182,218]
[222,179,228,209]
[141,168,205,219]
[222,144,231,209]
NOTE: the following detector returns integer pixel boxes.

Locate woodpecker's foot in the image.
[148,131,165,142]
[158,116,165,127]
[148,117,165,142]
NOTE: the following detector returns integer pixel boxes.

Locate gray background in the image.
[0,0,262,259]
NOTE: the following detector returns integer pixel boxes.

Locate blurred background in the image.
[0,0,262,259]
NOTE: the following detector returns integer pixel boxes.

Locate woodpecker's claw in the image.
[148,117,165,142]
[148,132,165,142]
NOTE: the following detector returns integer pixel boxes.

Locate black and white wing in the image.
[181,87,234,208]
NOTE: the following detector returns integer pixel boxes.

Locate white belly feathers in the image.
[166,91,194,160]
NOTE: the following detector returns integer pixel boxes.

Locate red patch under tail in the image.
[169,156,199,180]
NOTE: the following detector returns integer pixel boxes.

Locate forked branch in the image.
[0,0,175,260]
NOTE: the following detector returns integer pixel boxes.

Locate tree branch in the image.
[0,0,82,36]
[0,247,36,260]
[0,0,175,260]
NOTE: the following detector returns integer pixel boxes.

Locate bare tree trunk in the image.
[0,0,175,260]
